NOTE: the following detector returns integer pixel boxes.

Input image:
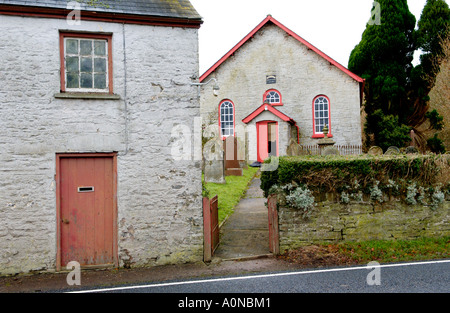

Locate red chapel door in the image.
[257,121,278,163]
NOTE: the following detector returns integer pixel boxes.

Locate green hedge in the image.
[260,154,449,198]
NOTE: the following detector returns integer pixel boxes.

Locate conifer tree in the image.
[409,0,449,128]
[349,0,415,150]
[349,0,449,152]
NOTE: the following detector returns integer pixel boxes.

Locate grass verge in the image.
[203,166,259,224]
[279,237,449,266]
[334,237,450,263]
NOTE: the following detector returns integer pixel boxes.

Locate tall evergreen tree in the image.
[416,0,450,60]
[349,0,449,151]
[348,0,416,150]
[410,0,450,128]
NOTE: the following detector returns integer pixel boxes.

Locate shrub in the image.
[261,154,446,197]
[370,181,383,203]
[431,186,445,210]
[261,154,448,208]
[405,183,418,205]
[284,186,315,219]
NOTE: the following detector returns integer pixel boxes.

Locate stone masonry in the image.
[200,22,362,162]
[278,197,450,251]
[0,15,202,274]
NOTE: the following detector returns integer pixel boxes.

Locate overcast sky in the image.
[190,0,428,74]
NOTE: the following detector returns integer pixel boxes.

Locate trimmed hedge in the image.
[260,154,449,198]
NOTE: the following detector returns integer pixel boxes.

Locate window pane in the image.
[66,56,79,73]
[94,73,107,89]
[80,57,93,72]
[80,73,93,88]
[220,101,234,137]
[94,58,107,73]
[80,40,92,55]
[94,41,106,56]
[66,73,79,88]
[66,39,78,54]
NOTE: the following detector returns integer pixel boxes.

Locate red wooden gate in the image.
[203,195,219,262]
[268,194,280,255]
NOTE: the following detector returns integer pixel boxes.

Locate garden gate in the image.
[203,195,220,262]
[268,194,280,255]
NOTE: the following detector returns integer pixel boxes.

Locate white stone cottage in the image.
[0,0,204,275]
[200,15,365,162]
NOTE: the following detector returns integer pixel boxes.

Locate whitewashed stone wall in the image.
[0,15,202,274]
[201,23,362,159]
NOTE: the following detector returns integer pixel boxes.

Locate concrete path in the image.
[213,176,270,260]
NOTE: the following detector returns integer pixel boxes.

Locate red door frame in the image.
[55,153,118,271]
[256,121,279,163]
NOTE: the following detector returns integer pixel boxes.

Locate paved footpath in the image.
[213,176,271,260]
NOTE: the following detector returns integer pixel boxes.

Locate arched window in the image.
[263,89,282,106]
[219,100,235,138]
[312,95,331,137]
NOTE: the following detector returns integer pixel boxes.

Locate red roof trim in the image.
[0,4,202,28]
[200,15,363,83]
[242,103,295,124]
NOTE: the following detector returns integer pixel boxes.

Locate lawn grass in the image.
[331,237,450,263]
[203,166,259,224]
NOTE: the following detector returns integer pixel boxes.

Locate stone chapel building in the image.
[200,15,365,162]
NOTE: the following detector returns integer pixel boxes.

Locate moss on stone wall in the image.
[278,198,449,251]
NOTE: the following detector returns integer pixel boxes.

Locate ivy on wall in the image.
[261,154,449,214]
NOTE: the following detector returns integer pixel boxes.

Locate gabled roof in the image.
[242,103,296,125]
[200,15,364,83]
[0,0,202,27]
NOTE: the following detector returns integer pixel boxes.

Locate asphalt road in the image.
[71,260,449,294]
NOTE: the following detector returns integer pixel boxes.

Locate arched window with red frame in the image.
[219,100,235,139]
[312,95,332,138]
[263,89,282,106]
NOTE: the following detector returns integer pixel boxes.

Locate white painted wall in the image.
[200,23,362,158]
[0,15,202,274]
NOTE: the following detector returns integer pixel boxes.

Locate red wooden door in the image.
[257,121,278,162]
[59,155,115,267]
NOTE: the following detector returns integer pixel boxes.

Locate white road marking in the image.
[69,259,450,293]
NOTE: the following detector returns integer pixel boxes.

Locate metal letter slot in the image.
[78,186,94,193]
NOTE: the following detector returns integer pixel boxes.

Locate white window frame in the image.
[219,100,235,139]
[313,95,331,136]
[264,90,282,105]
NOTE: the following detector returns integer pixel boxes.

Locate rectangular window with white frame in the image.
[59,32,113,94]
